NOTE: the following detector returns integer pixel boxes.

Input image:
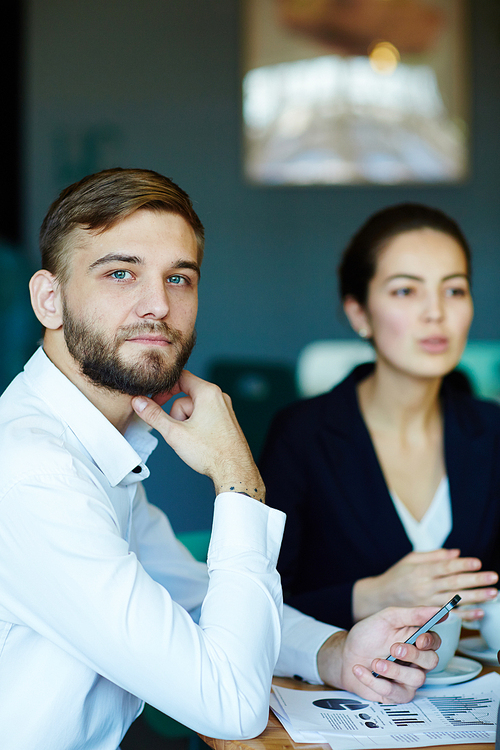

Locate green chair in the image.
[207,359,299,461]
[141,529,211,748]
[176,530,210,564]
[457,341,500,399]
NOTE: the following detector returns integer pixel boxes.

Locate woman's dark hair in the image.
[338,203,471,306]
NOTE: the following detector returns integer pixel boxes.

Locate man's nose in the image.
[135,281,169,319]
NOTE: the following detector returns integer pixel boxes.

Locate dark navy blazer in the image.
[259,363,500,629]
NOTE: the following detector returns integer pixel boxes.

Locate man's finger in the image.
[169,395,194,422]
[381,605,442,630]
[372,657,428,688]
[414,631,441,652]
[175,369,205,397]
[152,382,183,406]
[132,396,174,433]
[351,664,419,704]
[389,638,439,672]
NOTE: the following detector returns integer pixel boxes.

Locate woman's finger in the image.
[459,607,484,621]
[406,549,461,565]
[435,570,497,594]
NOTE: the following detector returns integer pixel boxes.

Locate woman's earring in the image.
[358,328,369,339]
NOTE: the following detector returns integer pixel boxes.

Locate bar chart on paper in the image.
[425,696,495,727]
[380,705,426,727]
[271,673,500,748]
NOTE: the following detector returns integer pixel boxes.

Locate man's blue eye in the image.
[168,275,184,285]
[111,270,130,280]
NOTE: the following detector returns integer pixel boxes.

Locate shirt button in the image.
[132,466,142,474]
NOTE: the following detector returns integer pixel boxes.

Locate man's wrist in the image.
[316,630,347,688]
[216,480,266,503]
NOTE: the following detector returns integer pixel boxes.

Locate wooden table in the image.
[199,660,500,750]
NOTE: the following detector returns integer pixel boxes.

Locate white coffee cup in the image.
[428,612,462,673]
[479,594,500,652]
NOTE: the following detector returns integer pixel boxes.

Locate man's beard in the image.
[62,298,196,397]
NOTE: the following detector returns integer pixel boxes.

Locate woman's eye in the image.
[110,270,132,280]
[445,287,467,297]
[392,287,413,297]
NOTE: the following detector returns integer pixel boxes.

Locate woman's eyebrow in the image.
[385,274,424,283]
[442,273,469,281]
[384,272,469,283]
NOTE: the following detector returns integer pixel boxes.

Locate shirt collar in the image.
[24,347,158,487]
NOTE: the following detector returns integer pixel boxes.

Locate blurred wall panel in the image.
[1,0,22,244]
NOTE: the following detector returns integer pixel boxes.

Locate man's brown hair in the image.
[39,167,205,286]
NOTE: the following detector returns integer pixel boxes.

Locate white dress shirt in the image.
[0,348,335,750]
[390,477,452,551]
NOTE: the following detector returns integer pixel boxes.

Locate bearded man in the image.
[0,168,439,750]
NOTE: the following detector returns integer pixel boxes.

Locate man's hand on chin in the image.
[317,606,440,704]
[131,370,265,501]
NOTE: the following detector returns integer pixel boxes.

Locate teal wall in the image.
[13,0,500,531]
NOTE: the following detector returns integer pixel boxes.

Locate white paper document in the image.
[271,672,500,748]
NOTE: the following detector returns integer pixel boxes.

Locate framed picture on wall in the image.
[242,0,469,185]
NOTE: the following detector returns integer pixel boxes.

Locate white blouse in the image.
[391,476,452,551]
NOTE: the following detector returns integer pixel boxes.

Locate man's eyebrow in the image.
[172,259,201,278]
[88,253,143,271]
[87,254,201,278]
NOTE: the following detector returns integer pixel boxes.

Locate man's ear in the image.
[29,270,63,329]
[343,295,372,339]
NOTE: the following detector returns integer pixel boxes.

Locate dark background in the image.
[3,0,500,534]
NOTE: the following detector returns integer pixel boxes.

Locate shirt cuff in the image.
[275,604,343,684]
[208,492,286,569]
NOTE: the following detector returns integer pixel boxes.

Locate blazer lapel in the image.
[443,385,491,551]
[322,365,412,564]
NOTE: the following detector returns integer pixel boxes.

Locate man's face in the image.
[60,209,200,397]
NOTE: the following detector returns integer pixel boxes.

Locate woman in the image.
[260,203,500,630]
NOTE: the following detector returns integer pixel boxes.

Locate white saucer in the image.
[458,636,500,665]
[423,656,482,686]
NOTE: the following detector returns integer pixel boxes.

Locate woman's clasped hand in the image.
[353,548,498,622]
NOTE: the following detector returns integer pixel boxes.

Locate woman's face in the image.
[345,228,473,380]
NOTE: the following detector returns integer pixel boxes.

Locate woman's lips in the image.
[419,337,449,353]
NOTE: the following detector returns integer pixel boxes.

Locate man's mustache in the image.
[117,322,185,345]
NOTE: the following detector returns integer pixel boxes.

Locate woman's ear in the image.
[29,270,63,329]
[343,295,372,339]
